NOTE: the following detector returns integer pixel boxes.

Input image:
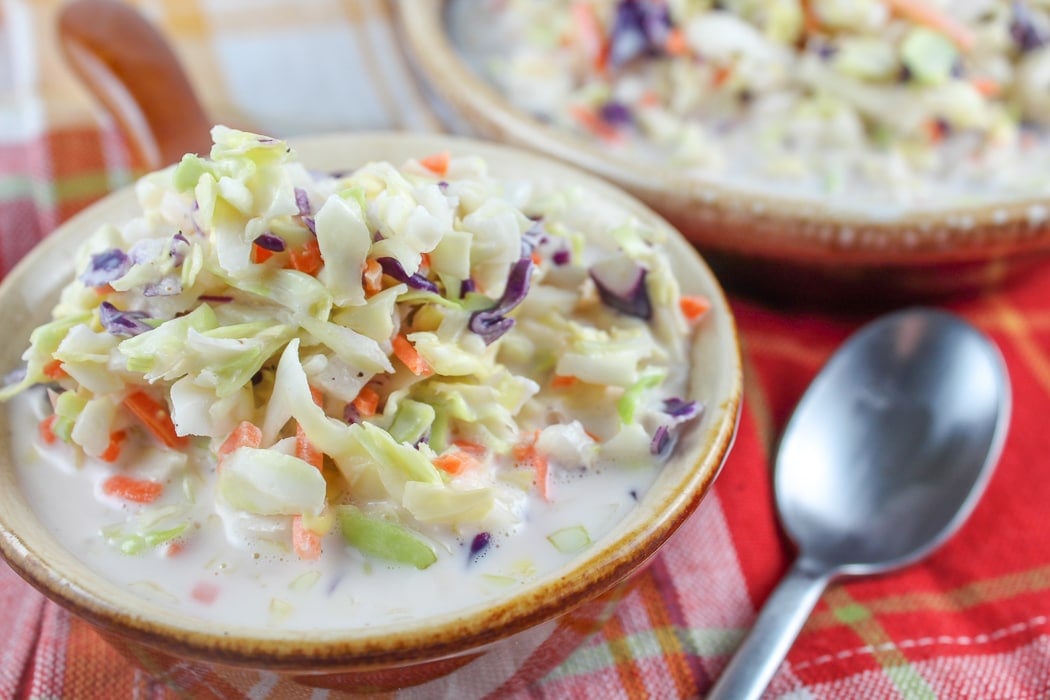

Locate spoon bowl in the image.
[708,308,1010,699]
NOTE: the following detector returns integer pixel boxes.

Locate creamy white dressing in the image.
[11,388,659,629]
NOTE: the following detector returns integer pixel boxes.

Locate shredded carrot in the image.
[190,581,219,605]
[712,65,734,88]
[584,428,603,443]
[569,104,623,143]
[217,421,262,465]
[39,414,57,445]
[452,439,487,457]
[42,359,67,380]
[639,90,660,107]
[664,27,689,56]
[531,250,543,266]
[288,239,323,275]
[292,516,322,561]
[420,151,450,177]
[296,423,324,471]
[571,1,609,72]
[124,391,186,450]
[513,432,550,501]
[102,475,163,504]
[924,119,949,144]
[433,449,483,476]
[392,334,433,377]
[252,242,276,264]
[679,295,711,323]
[801,0,822,34]
[882,0,975,50]
[363,258,383,296]
[420,252,432,270]
[99,430,127,463]
[94,283,115,296]
[551,374,578,389]
[165,541,185,557]
[971,77,1001,98]
[352,386,380,417]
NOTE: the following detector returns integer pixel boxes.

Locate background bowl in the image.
[0,132,741,695]
[399,1,1050,308]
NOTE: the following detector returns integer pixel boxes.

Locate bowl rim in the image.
[397,2,1050,260]
[0,131,742,669]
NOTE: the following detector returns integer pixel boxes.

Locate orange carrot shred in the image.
[99,430,127,463]
[679,295,711,323]
[572,1,609,73]
[165,541,185,557]
[882,0,975,50]
[420,152,450,177]
[513,432,550,501]
[124,391,186,449]
[352,386,380,418]
[190,581,219,605]
[39,414,57,445]
[42,359,66,380]
[288,239,323,275]
[551,374,578,389]
[664,27,689,56]
[971,77,1001,98]
[292,516,322,561]
[217,421,262,466]
[296,423,324,471]
[569,104,623,143]
[102,475,163,504]
[452,439,487,457]
[252,242,276,264]
[363,258,383,296]
[434,447,485,476]
[392,334,433,377]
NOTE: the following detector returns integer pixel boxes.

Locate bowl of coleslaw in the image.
[0,129,740,694]
[400,0,1050,305]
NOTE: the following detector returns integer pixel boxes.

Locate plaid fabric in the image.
[2,0,1050,697]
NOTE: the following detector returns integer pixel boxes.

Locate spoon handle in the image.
[706,558,832,700]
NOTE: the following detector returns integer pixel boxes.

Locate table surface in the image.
[1,1,1050,698]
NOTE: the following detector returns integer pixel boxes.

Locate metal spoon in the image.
[707,308,1011,699]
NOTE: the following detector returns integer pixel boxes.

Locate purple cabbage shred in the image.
[460,278,476,297]
[599,101,633,126]
[343,403,361,425]
[79,248,130,287]
[609,0,673,66]
[590,266,652,320]
[1012,1,1049,52]
[198,294,233,303]
[377,257,439,294]
[99,301,153,337]
[662,398,701,420]
[295,188,311,217]
[170,232,190,267]
[469,257,534,345]
[552,249,571,266]
[650,424,676,458]
[469,532,491,561]
[253,232,286,252]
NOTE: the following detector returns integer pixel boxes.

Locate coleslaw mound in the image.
[468,0,1050,207]
[2,127,708,570]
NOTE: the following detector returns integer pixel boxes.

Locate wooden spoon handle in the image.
[58,0,212,171]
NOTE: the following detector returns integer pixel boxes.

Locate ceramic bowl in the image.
[398,2,1050,307]
[0,133,741,695]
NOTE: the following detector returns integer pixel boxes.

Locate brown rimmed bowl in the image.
[399,1,1050,308]
[0,133,741,695]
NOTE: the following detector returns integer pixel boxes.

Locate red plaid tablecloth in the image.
[2,1,1049,697]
